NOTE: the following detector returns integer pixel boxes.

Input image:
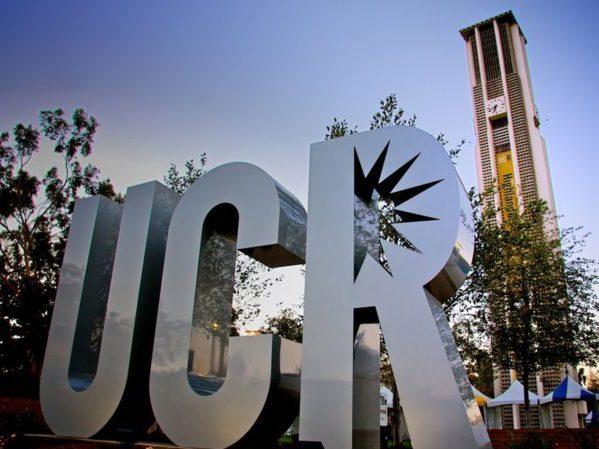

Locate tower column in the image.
[473,26,501,222]
[510,24,558,218]
[465,39,485,196]
[509,25,538,145]
[493,20,524,212]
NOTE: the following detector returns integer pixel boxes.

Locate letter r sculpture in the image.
[300,126,491,449]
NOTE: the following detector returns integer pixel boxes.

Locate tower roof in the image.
[459,10,526,43]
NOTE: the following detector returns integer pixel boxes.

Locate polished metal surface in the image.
[40,129,484,449]
[425,182,475,302]
[149,163,306,448]
[353,324,381,449]
[300,126,490,449]
[40,182,179,437]
[426,293,490,446]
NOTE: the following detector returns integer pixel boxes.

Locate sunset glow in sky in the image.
[2,0,597,325]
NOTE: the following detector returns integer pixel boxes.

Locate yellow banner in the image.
[496,150,518,222]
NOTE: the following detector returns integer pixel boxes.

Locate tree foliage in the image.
[586,370,599,392]
[163,155,207,195]
[260,304,303,343]
[369,94,417,129]
[325,93,465,163]
[447,191,599,413]
[324,117,357,140]
[0,109,118,391]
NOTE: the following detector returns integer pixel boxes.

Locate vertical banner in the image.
[495,149,518,221]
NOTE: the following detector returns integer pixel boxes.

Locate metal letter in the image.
[40,182,180,437]
[150,162,306,448]
[300,127,491,449]
[353,324,381,449]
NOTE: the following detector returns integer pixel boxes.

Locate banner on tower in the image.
[496,149,518,221]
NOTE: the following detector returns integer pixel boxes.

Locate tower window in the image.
[471,35,481,85]
[492,117,508,129]
[499,22,515,74]
[480,26,501,81]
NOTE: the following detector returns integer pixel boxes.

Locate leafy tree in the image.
[0,109,118,392]
[260,304,303,343]
[451,316,495,397]
[163,157,282,333]
[163,155,207,195]
[447,192,599,422]
[585,370,599,392]
[369,94,417,129]
[324,117,357,140]
[325,94,465,164]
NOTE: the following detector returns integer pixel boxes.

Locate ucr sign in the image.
[40,126,491,449]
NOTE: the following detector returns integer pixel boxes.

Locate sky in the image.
[1,0,598,325]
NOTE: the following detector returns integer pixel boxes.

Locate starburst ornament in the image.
[354,141,443,280]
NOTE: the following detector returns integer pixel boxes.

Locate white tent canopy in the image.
[487,380,540,407]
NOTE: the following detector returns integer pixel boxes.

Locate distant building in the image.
[459,11,582,429]
[459,10,557,224]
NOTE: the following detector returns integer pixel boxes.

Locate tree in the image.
[163,157,282,333]
[451,317,495,397]
[0,109,118,392]
[325,94,465,164]
[447,192,599,423]
[163,155,207,195]
[586,370,599,392]
[260,304,303,343]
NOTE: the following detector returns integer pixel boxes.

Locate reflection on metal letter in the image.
[40,182,179,437]
[150,163,306,448]
[299,126,491,449]
[40,127,486,449]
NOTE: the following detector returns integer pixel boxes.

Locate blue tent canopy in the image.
[540,376,595,404]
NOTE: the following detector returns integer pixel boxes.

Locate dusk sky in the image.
[2,1,598,323]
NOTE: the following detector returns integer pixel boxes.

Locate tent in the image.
[471,385,502,429]
[539,376,595,404]
[487,380,540,407]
